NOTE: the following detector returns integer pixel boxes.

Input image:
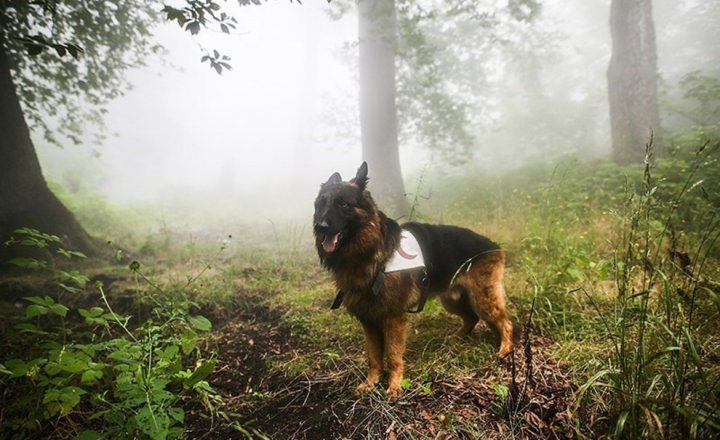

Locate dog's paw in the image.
[355,381,376,396]
[497,344,513,359]
[385,384,402,400]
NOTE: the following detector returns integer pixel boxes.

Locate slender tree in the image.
[357,0,408,214]
[607,0,660,163]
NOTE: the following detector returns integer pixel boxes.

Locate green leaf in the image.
[136,406,170,440]
[157,345,179,361]
[187,21,201,35]
[57,282,81,294]
[188,315,212,332]
[9,257,46,269]
[180,328,197,354]
[81,369,103,384]
[168,407,184,423]
[57,248,87,260]
[27,44,44,56]
[184,359,216,389]
[49,303,69,317]
[108,350,134,363]
[26,304,49,318]
[79,307,104,318]
[25,295,53,306]
[74,430,103,440]
[43,386,86,415]
[5,359,35,376]
[14,322,49,335]
[614,410,629,439]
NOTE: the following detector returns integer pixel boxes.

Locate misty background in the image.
[31,0,718,224]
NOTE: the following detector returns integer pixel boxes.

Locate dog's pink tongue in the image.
[322,233,340,253]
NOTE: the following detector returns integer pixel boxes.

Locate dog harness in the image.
[331,230,429,312]
[385,230,425,272]
[329,230,505,313]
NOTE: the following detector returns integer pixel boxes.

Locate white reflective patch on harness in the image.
[385,230,425,273]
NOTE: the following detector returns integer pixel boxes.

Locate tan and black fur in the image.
[313,163,513,398]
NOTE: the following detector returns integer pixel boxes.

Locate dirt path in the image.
[185,295,578,439]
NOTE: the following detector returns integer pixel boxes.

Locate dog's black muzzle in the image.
[314,221,329,235]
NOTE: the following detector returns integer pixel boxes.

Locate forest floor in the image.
[177,261,579,440]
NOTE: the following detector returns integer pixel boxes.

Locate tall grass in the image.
[577,140,720,438]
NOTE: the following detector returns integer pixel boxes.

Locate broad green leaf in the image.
[79,307,104,318]
[25,295,54,306]
[26,304,49,318]
[8,257,46,269]
[81,369,103,384]
[136,406,170,440]
[74,430,102,440]
[184,359,216,389]
[49,303,69,317]
[157,345,179,361]
[188,315,212,332]
[168,407,184,423]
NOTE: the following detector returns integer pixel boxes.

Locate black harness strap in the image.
[330,269,385,310]
[330,289,345,309]
[372,270,385,296]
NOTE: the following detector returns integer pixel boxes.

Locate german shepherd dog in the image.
[313,162,513,398]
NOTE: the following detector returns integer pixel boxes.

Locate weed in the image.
[0,228,219,440]
[575,141,720,438]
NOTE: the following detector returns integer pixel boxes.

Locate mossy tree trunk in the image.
[0,33,96,262]
[358,0,409,216]
[607,0,660,163]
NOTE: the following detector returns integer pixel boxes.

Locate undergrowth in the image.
[0,228,219,440]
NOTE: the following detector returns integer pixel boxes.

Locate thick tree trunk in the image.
[607,0,660,163]
[0,33,96,262]
[358,0,409,216]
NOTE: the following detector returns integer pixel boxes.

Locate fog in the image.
[32,0,719,223]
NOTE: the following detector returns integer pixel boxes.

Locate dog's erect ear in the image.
[352,162,368,191]
[325,172,342,186]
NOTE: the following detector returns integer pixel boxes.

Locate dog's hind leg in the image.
[382,315,407,399]
[440,286,480,336]
[356,321,384,395]
[456,252,514,357]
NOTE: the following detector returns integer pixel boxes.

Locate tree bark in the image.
[358,0,409,216]
[0,33,96,262]
[607,0,660,163]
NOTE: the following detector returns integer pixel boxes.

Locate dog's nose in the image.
[314,221,329,234]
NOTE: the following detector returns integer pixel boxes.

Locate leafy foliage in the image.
[0,229,218,439]
[1,0,163,146]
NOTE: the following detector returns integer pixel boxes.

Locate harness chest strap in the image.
[330,269,385,310]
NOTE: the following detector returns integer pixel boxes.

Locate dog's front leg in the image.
[383,315,406,399]
[356,321,384,395]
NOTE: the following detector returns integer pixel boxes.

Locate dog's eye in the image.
[339,201,351,209]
